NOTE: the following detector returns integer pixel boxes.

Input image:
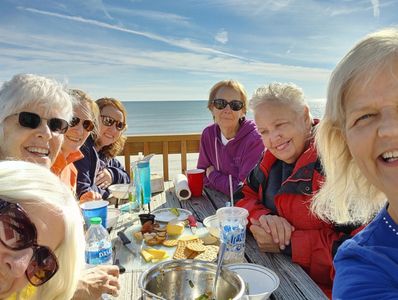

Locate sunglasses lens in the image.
[0,204,35,250]
[83,120,94,132]
[19,112,41,129]
[102,116,114,126]
[48,118,69,134]
[213,99,227,110]
[26,246,59,286]
[116,121,125,131]
[230,100,244,111]
[70,117,80,127]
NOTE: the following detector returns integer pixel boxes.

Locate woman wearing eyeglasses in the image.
[197,80,264,195]
[0,160,85,300]
[51,89,99,194]
[75,97,130,202]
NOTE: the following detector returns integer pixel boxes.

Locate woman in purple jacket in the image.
[197,80,264,195]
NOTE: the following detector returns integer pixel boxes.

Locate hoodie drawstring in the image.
[214,137,220,171]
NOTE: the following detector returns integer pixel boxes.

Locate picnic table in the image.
[110,181,328,299]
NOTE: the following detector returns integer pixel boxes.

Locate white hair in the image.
[249,82,312,120]
[0,160,85,300]
[0,74,74,132]
[311,28,398,224]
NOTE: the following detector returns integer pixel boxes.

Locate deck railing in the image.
[122,133,201,181]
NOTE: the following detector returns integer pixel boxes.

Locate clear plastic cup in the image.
[216,207,249,264]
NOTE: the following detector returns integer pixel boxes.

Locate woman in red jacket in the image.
[235,82,361,297]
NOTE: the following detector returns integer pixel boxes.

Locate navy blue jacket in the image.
[74,136,130,200]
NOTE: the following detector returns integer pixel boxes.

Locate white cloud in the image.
[371,0,380,17]
[215,29,228,44]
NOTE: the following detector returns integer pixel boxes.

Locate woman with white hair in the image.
[0,160,85,300]
[0,74,120,299]
[311,28,398,298]
[235,82,361,297]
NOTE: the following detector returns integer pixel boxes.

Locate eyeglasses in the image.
[17,112,69,134]
[212,99,244,111]
[100,115,126,131]
[70,117,94,132]
[0,199,59,286]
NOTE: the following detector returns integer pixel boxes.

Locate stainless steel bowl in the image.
[139,259,245,300]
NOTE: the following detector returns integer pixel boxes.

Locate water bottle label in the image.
[85,247,112,265]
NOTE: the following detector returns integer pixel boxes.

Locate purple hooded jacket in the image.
[197,118,264,195]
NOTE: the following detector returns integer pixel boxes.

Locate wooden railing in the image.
[122,133,201,181]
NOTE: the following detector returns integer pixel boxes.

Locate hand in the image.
[251,215,294,250]
[250,224,281,253]
[72,265,120,300]
[96,168,113,189]
[206,165,215,178]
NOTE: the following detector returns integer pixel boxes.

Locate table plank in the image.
[109,182,327,300]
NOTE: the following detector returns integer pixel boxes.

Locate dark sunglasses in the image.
[100,115,126,131]
[212,99,244,111]
[0,200,59,286]
[70,117,94,132]
[17,112,69,134]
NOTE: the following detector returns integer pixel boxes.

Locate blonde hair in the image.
[311,28,398,224]
[70,89,100,137]
[207,80,248,114]
[95,97,127,158]
[0,160,85,300]
[249,82,312,121]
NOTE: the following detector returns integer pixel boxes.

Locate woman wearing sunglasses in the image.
[51,89,99,194]
[0,160,85,300]
[0,74,73,169]
[311,28,398,298]
[75,97,130,202]
[197,80,264,195]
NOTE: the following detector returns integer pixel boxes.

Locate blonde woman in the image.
[311,28,398,298]
[75,97,130,202]
[0,160,85,300]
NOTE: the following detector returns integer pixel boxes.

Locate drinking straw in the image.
[229,174,234,206]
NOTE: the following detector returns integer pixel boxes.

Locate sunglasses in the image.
[17,112,69,134]
[100,115,126,131]
[212,99,244,111]
[70,117,94,132]
[0,200,59,286]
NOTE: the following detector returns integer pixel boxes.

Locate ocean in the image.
[122,100,326,135]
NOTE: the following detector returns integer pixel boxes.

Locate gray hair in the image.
[311,27,398,224]
[249,82,311,119]
[0,74,74,127]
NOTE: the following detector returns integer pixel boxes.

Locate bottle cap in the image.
[89,217,102,225]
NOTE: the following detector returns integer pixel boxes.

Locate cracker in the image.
[201,234,218,245]
[162,239,179,247]
[194,245,219,262]
[173,244,198,259]
[187,242,207,252]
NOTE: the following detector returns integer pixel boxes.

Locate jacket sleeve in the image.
[235,162,272,222]
[106,158,130,184]
[197,130,211,170]
[74,144,103,200]
[207,135,265,195]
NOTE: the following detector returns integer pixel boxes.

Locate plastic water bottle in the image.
[85,217,112,266]
[138,160,151,205]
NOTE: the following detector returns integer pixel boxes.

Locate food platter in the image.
[152,207,192,222]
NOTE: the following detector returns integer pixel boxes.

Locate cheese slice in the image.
[166,222,184,235]
[146,248,168,259]
[141,249,154,262]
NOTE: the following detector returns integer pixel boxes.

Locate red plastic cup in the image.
[186,168,205,197]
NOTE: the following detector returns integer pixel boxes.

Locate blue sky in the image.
[0,0,397,101]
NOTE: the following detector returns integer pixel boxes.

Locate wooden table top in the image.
[109,181,327,300]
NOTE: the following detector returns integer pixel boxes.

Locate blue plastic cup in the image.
[80,200,109,229]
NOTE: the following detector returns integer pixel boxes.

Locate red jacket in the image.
[235,137,362,297]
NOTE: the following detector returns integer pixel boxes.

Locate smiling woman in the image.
[0,74,74,168]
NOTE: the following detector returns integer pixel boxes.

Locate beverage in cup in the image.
[186,168,205,197]
[216,206,249,264]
